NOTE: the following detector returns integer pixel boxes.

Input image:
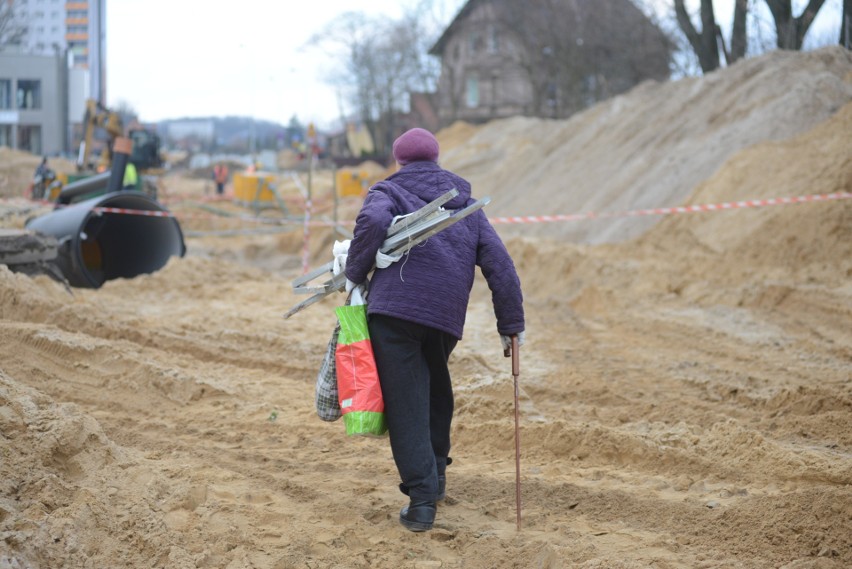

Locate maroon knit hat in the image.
[392,128,439,165]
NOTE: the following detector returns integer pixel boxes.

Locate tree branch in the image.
[675,0,720,72]
[730,0,748,61]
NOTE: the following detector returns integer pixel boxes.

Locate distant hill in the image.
[155,116,304,151]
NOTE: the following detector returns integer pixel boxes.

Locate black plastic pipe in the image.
[58,136,132,205]
[25,191,186,288]
[57,171,111,205]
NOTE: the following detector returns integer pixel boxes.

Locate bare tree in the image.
[307,4,442,155]
[729,0,750,60]
[0,2,27,47]
[675,0,720,71]
[113,100,139,130]
[657,0,840,75]
[673,0,749,73]
[765,0,828,49]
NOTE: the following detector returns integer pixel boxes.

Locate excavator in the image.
[32,99,165,201]
[77,98,164,176]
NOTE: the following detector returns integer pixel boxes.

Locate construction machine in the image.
[32,99,165,202]
[77,99,165,174]
[77,98,125,173]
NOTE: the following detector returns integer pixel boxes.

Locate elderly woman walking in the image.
[344,127,525,532]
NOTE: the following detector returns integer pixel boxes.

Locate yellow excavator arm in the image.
[77,98,125,172]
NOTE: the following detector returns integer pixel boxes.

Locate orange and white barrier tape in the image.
[92,206,292,225]
[489,192,852,225]
[302,198,312,273]
[13,191,847,227]
[93,206,174,218]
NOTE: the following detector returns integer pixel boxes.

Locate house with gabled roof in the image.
[428,0,672,126]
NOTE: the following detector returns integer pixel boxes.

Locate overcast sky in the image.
[105,0,466,128]
[105,0,843,129]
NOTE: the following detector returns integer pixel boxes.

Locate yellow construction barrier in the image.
[336,167,369,198]
[233,172,277,204]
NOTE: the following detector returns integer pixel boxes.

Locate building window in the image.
[16,80,42,109]
[0,80,11,109]
[466,74,479,108]
[0,125,11,147]
[469,33,483,54]
[488,26,499,53]
[18,125,43,155]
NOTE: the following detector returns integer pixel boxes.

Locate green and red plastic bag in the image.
[334,287,388,437]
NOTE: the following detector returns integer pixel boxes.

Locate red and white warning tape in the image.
[302,198,312,273]
[93,206,174,218]
[11,191,850,226]
[91,206,289,225]
[488,192,852,225]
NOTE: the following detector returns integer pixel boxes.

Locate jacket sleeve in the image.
[344,189,396,285]
[475,211,525,335]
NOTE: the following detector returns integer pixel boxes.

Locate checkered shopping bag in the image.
[315,322,342,422]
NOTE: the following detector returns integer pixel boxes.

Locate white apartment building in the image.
[10,0,66,56]
[1,0,105,155]
[7,0,105,104]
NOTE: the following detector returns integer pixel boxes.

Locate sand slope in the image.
[438,47,852,244]
[1,47,851,568]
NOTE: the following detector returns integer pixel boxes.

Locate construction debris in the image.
[0,228,65,283]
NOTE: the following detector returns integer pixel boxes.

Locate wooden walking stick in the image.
[504,335,521,531]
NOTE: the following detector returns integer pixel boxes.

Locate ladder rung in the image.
[385,189,458,238]
[291,260,334,288]
[384,197,489,256]
[380,210,452,252]
[283,193,488,320]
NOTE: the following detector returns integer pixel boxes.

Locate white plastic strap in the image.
[350,284,367,306]
[332,239,351,275]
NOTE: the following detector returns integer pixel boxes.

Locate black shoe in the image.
[437,475,446,501]
[399,500,436,532]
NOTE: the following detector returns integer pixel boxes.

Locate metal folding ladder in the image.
[284,189,490,319]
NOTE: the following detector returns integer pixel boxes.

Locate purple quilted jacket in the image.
[345,161,524,340]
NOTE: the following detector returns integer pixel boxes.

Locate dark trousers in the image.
[368,314,458,502]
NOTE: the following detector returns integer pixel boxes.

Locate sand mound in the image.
[639,100,852,271]
[438,46,852,244]
[1,46,851,568]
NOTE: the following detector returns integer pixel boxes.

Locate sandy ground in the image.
[1,47,851,568]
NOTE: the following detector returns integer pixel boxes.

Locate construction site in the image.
[0,45,850,568]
